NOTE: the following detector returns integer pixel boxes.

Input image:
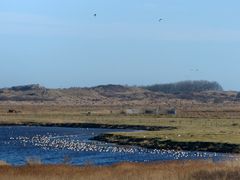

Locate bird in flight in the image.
[159,18,163,22]
[94,14,97,17]
[190,68,199,72]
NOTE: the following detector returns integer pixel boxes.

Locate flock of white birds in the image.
[6,134,237,162]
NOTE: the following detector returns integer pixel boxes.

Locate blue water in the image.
[0,126,233,166]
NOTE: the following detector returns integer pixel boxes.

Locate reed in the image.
[0,160,239,180]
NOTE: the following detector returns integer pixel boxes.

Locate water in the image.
[0,126,234,166]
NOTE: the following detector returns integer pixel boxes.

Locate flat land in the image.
[0,105,240,153]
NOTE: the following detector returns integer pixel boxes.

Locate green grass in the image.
[107,118,240,144]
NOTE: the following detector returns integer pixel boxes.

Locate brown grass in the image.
[0,160,239,180]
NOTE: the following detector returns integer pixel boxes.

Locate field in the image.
[0,105,240,153]
[0,160,240,180]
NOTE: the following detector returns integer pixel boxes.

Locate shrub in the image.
[236,92,240,99]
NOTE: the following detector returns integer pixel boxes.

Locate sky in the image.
[0,0,240,90]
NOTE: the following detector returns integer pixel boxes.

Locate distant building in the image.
[144,108,158,115]
[124,109,142,115]
[167,108,177,115]
[123,107,176,116]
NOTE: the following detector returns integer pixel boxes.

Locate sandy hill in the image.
[0,82,238,106]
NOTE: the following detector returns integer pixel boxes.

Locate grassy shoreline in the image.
[93,133,240,153]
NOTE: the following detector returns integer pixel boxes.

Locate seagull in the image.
[190,68,199,72]
[94,13,97,17]
[159,18,163,22]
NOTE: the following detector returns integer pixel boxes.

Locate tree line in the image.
[142,80,223,94]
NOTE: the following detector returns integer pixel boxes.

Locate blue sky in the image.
[0,0,240,90]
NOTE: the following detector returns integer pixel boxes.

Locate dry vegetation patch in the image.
[0,161,239,180]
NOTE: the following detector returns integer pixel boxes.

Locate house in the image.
[122,107,177,116]
[123,109,143,115]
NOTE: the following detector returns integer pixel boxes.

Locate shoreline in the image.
[92,133,240,154]
[0,122,239,154]
[0,122,175,131]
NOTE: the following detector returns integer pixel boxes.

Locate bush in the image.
[236,92,240,99]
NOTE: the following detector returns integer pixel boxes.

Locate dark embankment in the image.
[0,122,175,131]
[93,134,240,153]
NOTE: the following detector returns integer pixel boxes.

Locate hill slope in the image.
[0,82,238,106]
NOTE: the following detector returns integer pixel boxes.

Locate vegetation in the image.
[236,92,240,99]
[0,160,239,180]
[143,80,223,94]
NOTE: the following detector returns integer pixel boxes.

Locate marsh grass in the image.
[0,160,239,180]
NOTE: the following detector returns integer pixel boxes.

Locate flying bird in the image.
[190,68,199,72]
[159,18,163,22]
[93,13,97,17]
